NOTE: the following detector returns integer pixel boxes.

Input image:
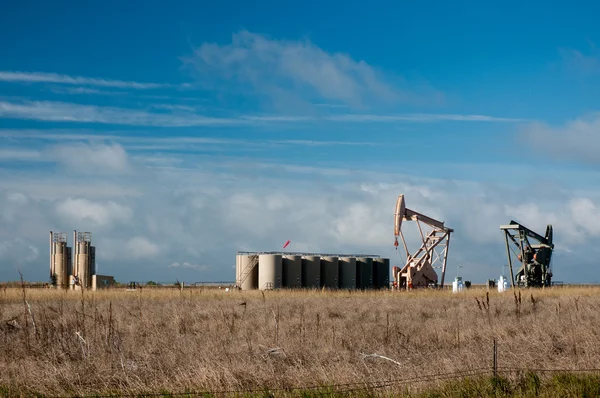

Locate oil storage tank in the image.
[356,257,374,289]
[339,257,356,289]
[50,232,69,288]
[302,255,321,288]
[321,256,339,288]
[258,254,282,290]
[282,255,302,288]
[239,254,259,290]
[373,258,390,289]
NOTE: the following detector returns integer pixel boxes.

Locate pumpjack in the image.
[393,194,453,290]
[500,221,554,288]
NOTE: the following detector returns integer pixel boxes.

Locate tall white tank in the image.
[239,255,259,290]
[339,257,356,289]
[53,242,68,288]
[259,254,282,290]
[50,232,69,288]
[302,256,321,288]
[282,255,302,288]
[76,242,90,289]
[321,256,339,288]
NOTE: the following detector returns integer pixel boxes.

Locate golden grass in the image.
[1,285,600,396]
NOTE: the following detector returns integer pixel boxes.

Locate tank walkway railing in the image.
[237,251,381,258]
[236,255,258,288]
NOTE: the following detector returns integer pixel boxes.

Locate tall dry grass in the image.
[1,285,600,396]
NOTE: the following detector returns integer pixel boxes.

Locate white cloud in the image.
[50,86,128,96]
[49,142,130,173]
[326,113,528,123]
[0,99,525,129]
[126,237,160,259]
[184,30,440,109]
[0,238,39,266]
[521,113,600,164]
[168,262,209,271]
[55,198,133,227]
[0,148,43,161]
[0,100,242,127]
[2,141,600,283]
[0,70,170,89]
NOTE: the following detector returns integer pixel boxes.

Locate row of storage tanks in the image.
[235,253,390,290]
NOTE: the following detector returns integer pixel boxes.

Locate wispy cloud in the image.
[0,100,241,127]
[0,100,526,127]
[50,86,128,96]
[324,113,529,123]
[0,148,43,161]
[184,30,442,109]
[168,262,209,272]
[559,43,600,77]
[0,70,171,89]
[150,104,197,112]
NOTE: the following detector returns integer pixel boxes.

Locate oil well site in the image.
[44,193,559,293]
[1,192,597,398]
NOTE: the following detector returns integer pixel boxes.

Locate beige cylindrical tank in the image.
[282,255,302,288]
[52,242,68,288]
[239,255,259,290]
[302,255,321,288]
[258,254,282,290]
[356,257,374,289]
[235,254,241,284]
[321,256,339,288]
[339,257,356,289]
[76,242,90,289]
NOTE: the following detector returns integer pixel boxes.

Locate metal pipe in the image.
[49,231,53,279]
[73,230,77,278]
[440,232,451,288]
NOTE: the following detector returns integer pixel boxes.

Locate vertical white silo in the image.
[339,257,356,289]
[50,231,69,288]
[259,254,282,290]
[235,254,241,285]
[302,255,321,288]
[321,256,339,288]
[73,231,94,290]
[282,255,302,288]
[239,254,259,290]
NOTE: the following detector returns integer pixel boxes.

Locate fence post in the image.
[493,338,497,377]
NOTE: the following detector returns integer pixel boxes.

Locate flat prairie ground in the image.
[1,286,600,397]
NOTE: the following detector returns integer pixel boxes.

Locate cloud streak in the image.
[0,100,241,127]
[0,71,171,90]
[0,100,526,127]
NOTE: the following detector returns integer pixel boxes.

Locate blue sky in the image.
[1,1,600,283]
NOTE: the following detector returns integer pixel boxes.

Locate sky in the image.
[1,1,600,284]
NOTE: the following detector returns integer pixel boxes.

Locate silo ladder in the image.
[237,255,258,288]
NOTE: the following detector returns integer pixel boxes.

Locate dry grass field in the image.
[1,285,600,397]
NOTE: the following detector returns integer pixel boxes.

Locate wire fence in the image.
[32,365,600,398]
